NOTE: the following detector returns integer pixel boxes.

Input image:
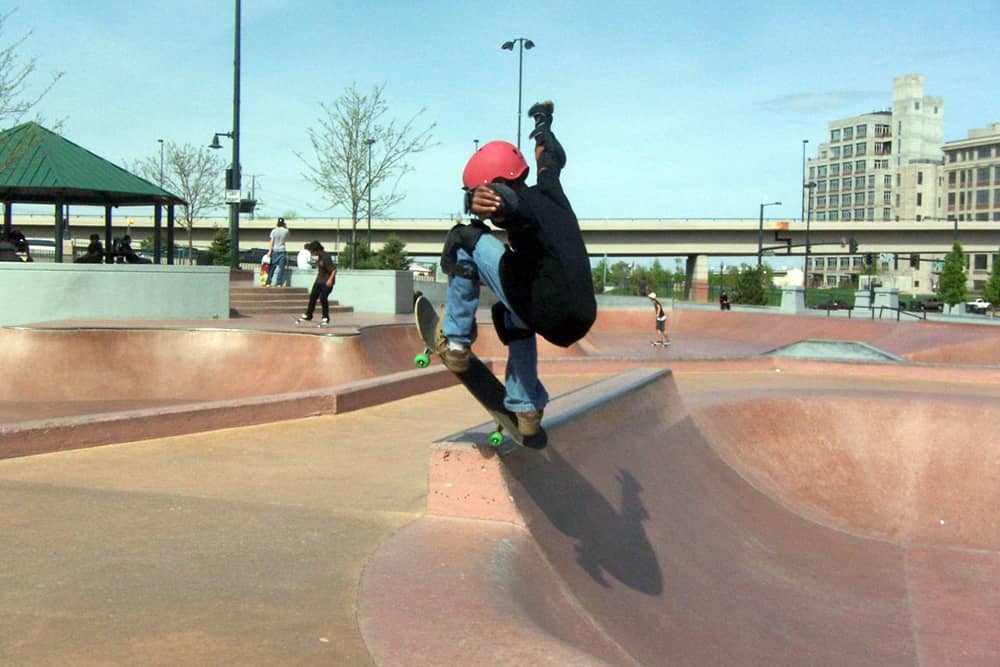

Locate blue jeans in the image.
[442,234,548,414]
[267,250,287,285]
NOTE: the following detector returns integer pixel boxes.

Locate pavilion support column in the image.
[685,254,710,302]
[3,202,11,237]
[104,206,113,263]
[153,205,163,264]
[166,205,176,265]
[53,201,64,262]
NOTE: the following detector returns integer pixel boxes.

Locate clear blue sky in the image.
[7,0,999,221]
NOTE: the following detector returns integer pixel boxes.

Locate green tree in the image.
[374,234,409,270]
[338,240,376,269]
[732,265,768,305]
[936,242,967,309]
[209,228,231,266]
[984,255,1000,309]
[591,259,607,293]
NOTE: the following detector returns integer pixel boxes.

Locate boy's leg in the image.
[320,284,331,319]
[272,252,286,286]
[441,251,481,346]
[464,235,548,416]
[303,283,320,318]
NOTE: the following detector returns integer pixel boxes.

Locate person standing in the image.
[265,218,289,286]
[298,240,336,325]
[647,292,670,346]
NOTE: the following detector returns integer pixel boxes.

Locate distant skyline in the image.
[6,1,999,222]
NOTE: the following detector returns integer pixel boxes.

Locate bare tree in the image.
[0,9,63,174]
[298,83,436,267]
[129,142,225,263]
[0,9,63,127]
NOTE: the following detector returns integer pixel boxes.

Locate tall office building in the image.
[806,74,944,223]
[942,122,1000,223]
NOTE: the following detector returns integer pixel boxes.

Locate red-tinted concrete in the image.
[361,368,1000,666]
[5,307,1000,664]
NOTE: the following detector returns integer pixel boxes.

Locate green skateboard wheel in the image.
[488,431,504,448]
[414,352,430,368]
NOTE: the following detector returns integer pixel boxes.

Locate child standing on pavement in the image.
[298,240,336,325]
[648,293,670,346]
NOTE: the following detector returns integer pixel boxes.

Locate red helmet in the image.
[462,141,529,189]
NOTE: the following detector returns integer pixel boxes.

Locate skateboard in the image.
[413,296,547,451]
[651,340,671,347]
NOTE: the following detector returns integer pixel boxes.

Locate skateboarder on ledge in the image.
[438,101,597,438]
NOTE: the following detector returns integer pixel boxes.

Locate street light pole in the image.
[228,0,242,271]
[804,182,816,305]
[757,200,781,268]
[801,139,808,222]
[158,139,165,187]
[501,38,535,150]
[365,138,375,248]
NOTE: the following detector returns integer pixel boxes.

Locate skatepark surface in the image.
[2,305,999,665]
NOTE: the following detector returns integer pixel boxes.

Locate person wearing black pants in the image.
[298,240,337,324]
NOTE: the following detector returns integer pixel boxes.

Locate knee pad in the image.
[453,259,478,281]
[491,302,533,346]
[441,222,490,277]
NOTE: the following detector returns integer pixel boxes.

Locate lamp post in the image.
[158,139,165,187]
[501,38,535,150]
[757,200,781,267]
[473,139,479,153]
[365,138,375,248]
[801,139,808,222]
[208,1,242,270]
[804,181,817,305]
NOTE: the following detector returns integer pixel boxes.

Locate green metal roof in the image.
[0,122,185,206]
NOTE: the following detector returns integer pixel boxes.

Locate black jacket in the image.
[495,155,596,347]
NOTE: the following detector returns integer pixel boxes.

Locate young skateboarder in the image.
[298,240,337,325]
[647,293,670,346]
[438,100,596,437]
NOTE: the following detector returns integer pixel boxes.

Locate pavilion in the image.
[0,122,186,263]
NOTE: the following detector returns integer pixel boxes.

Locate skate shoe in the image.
[515,410,544,438]
[297,314,312,323]
[441,340,471,373]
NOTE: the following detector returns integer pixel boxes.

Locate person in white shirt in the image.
[265,218,289,286]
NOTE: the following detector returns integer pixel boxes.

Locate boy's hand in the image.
[469,185,502,219]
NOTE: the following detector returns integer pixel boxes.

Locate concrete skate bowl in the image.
[360,367,1000,666]
[0,325,423,456]
[0,321,588,457]
[585,308,1000,364]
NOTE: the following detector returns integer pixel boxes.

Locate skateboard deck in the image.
[413,296,546,451]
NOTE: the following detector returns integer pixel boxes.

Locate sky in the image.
[5,0,999,223]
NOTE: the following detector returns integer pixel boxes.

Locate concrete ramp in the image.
[360,368,1000,666]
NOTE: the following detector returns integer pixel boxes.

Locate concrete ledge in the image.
[0,366,458,459]
[292,269,415,313]
[0,263,230,326]
[426,368,670,524]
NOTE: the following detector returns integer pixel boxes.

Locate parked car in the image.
[965,298,991,314]
[812,299,852,310]
[910,299,943,312]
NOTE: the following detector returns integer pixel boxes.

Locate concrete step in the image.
[234,304,354,316]
[230,287,309,296]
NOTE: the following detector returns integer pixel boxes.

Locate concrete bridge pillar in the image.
[685,254,710,302]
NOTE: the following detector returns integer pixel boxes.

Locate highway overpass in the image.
[10,214,999,259]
